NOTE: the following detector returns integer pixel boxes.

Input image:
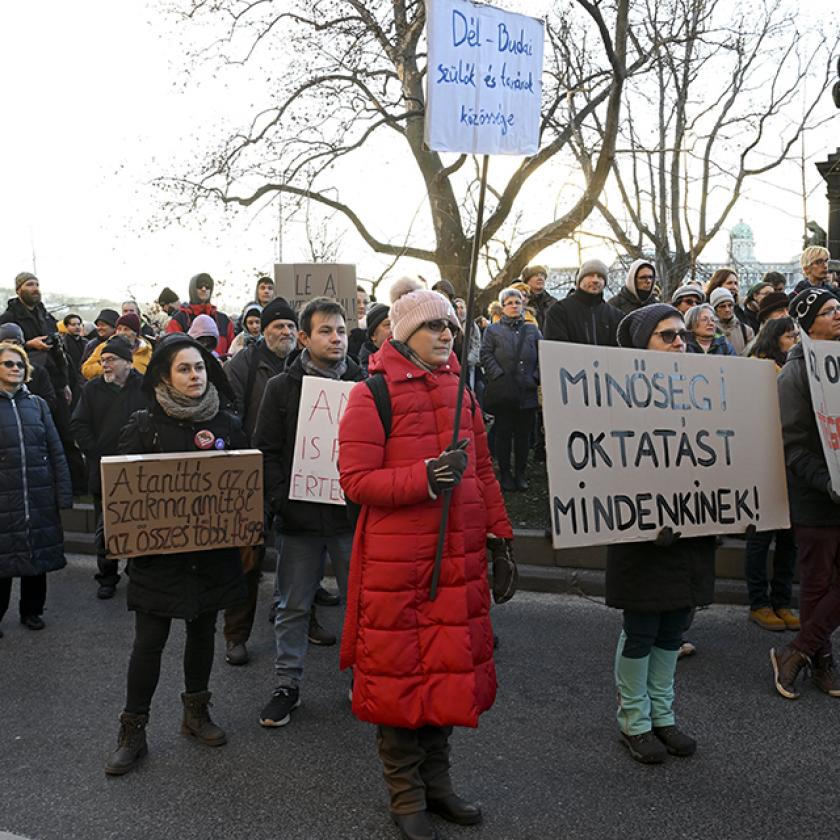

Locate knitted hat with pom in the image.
[389,277,457,342]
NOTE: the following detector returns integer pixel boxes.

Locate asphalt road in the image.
[1,554,838,840]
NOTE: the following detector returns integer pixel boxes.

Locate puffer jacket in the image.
[117,403,248,620]
[607,259,659,316]
[338,341,513,729]
[0,386,73,578]
[778,342,840,527]
[605,536,716,612]
[479,316,541,410]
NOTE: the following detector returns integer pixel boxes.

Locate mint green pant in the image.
[614,630,679,735]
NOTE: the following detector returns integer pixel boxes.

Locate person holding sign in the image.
[254,297,364,729]
[338,278,513,840]
[771,288,840,700]
[607,304,716,765]
[104,334,248,776]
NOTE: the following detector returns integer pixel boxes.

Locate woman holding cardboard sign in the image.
[608,305,716,765]
[104,334,247,777]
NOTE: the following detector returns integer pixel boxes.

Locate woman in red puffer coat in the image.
[338,277,512,840]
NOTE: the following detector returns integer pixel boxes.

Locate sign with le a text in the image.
[274,263,358,330]
[540,342,789,548]
[290,377,356,505]
[425,0,544,155]
[100,450,264,559]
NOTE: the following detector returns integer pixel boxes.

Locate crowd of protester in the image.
[2,247,840,838]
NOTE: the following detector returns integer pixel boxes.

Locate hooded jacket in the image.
[778,342,840,527]
[165,274,235,355]
[337,340,512,728]
[0,385,73,578]
[607,260,659,316]
[543,288,623,346]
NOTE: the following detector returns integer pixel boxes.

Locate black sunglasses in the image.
[2,359,25,369]
[652,328,689,345]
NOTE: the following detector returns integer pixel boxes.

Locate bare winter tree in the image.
[156,0,661,303]
[568,0,838,295]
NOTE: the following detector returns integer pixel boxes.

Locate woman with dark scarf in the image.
[105,334,247,776]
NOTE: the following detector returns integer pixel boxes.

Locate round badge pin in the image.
[214,438,226,450]
[194,429,215,450]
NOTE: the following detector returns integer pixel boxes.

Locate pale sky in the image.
[1,0,837,314]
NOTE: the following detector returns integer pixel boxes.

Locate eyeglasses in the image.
[697,316,716,325]
[422,319,460,335]
[817,306,840,318]
[1,360,25,370]
[811,259,829,267]
[652,328,689,345]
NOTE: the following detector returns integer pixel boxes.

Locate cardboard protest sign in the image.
[289,377,357,505]
[100,450,263,559]
[800,332,840,491]
[539,342,789,548]
[425,0,544,155]
[273,263,358,330]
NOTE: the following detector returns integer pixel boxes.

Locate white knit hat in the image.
[709,287,734,309]
[389,277,458,342]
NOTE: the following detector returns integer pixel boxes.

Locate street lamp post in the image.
[816,58,840,259]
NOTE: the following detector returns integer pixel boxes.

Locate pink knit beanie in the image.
[389,277,458,342]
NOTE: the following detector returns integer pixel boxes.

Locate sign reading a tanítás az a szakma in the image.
[539,341,790,549]
[425,0,544,156]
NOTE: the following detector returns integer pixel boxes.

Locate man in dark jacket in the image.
[71,336,147,599]
[62,313,87,374]
[254,297,364,728]
[608,259,658,316]
[521,264,557,332]
[544,259,623,346]
[771,287,840,700]
[222,297,299,666]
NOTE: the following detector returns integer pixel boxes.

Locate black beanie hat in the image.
[617,304,683,349]
[260,297,298,331]
[102,335,134,363]
[366,303,390,339]
[790,288,836,334]
[158,287,179,306]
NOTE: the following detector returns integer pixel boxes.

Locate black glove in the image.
[488,537,518,604]
[427,441,469,496]
[653,526,681,548]
[826,480,840,505]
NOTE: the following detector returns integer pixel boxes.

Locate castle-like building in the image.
[547,221,803,297]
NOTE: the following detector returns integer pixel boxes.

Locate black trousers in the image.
[376,725,454,814]
[223,546,264,644]
[493,407,536,475]
[124,610,217,715]
[0,574,47,622]
[93,495,121,586]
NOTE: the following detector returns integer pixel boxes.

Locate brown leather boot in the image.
[770,645,810,699]
[181,691,227,746]
[812,655,840,697]
[105,712,148,776]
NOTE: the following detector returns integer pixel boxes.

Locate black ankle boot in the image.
[391,811,438,840]
[105,712,148,776]
[181,691,227,746]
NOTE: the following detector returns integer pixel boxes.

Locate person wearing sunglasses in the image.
[0,341,73,639]
[607,259,659,316]
[670,284,704,314]
[607,305,716,765]
[338,277,512,840]
[165,272,236,356]
[772,288,840,701]
[683,304,737,356]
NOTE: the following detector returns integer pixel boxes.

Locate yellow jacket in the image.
[82,337,152,380]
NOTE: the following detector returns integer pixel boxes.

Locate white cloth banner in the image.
[539,341,790,548]
[801,332,840,491]
[289,377,357,506]
[425,0,544,155]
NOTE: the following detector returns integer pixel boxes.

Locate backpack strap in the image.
[364,373,392,439]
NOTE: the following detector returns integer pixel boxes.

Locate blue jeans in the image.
[272,532,352,688]
[743,528,796,610]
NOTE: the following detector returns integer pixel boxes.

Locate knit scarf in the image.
[154,380,220,422]
[391,340,438,373]
[299,348,347,380]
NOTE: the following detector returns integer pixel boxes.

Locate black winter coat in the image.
[543,289,623,347]
[0,298,69,390]
[0,386,73,578]
[778,343,840,527]
[607,286,660,317]
[479,317,541,410]
[70,371,148,496]
[224,339,287,440]
[62,333,86,374]
[529,290,557,333]
[253,353,364,536]
[117,403,248,620]
[605,536,716,612]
